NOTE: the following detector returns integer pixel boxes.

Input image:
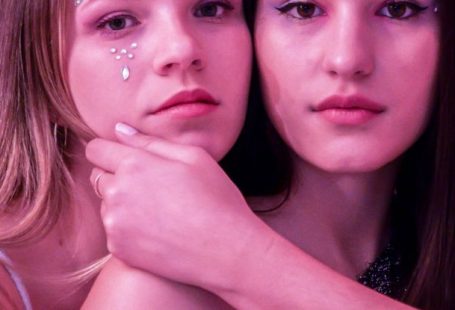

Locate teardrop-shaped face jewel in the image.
[121,65,130,81]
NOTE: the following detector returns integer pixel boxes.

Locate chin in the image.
[310,155,395,175]
[173,135,234,162]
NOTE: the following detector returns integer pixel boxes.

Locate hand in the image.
[85,123,267,289]
[86,125,415,310]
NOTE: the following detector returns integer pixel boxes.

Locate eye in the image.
[377,1,428,19]
[97,15,139,32]
[276,1,325,19]
[194,1,234,18]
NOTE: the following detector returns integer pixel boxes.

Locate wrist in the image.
[204,217,288,308]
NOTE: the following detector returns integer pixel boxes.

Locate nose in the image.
[152,21,205,76]
[322,16,375,80]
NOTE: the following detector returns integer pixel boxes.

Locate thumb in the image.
[114,122,160,150]
[115,122,139,141]
[114,122,196,162]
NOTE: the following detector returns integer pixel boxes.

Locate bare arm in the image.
[199,224,415,310]
[82,257,231,309]
[85,127,416,310]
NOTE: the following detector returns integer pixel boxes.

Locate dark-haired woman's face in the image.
[255,0,439,173]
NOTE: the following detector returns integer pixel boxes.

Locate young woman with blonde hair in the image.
[0,0,252,307]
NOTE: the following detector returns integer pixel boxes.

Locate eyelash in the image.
[276,1,325,20]
[96,14,139,37]
[193,0,235,19]
[276,1,428,20]
[377,1,428,19]
[94,1,235,37]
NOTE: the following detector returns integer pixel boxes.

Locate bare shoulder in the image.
[83,258,232,309]
[0,262,24,309]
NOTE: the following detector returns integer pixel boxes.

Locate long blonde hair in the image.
[0,0,92,247]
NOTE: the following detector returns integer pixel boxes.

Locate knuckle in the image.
[119,154,143,173]
[141,140,157,152]
[103,186,119,203]
[106,239,116,255]
[184,146,207,165]
[102,213,116,235]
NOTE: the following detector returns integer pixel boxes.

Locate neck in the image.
[258,156,399,278]
[292,158,397,237]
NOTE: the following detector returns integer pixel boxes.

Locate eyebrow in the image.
[78,0,130,9]
[77,0,104,9]
[79,0,97,7]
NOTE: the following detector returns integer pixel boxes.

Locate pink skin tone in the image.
[82,0,438,309]
[68,0,251,161]
[251,0,439,285]
[4,0,250,309]
[256,0,439,173]
[73,1,251,308]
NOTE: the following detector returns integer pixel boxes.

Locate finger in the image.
[100,201,108,220]
[86,139,151,172]
[89,168,115,199]
[115,122,203,163]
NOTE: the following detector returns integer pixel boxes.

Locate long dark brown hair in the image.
[223,0,454,308]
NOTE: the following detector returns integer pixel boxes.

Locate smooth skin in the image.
[2,0,251,308]
[86,0,438,309]
[68,0,251,308]
[85,127,413,309]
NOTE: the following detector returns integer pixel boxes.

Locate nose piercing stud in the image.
[75,0,83,6]
[109,43,138,81]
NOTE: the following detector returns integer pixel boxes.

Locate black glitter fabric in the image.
[357,244,404,297]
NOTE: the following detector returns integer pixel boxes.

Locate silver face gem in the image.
[75,0,83,6]
[110,43,138,81]
[121,66,130,81]
[434,5,438,13]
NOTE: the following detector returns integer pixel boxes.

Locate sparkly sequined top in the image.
[357,244,405,297]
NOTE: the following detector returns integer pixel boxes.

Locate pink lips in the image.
[152,89,219,117]
[313,95,386,125]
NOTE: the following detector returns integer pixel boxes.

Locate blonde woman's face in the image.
[255,0,439,172]
[67,0,251,160]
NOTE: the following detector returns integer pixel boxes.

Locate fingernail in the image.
[115,123,138,136]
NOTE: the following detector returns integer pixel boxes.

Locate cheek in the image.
[256,26,289,124]
[255,21,320,116]
[207,26,252,110]
[67,42,135,138]
[214,26,251,82]
[256,41,306,145]
[385,31,439,134]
